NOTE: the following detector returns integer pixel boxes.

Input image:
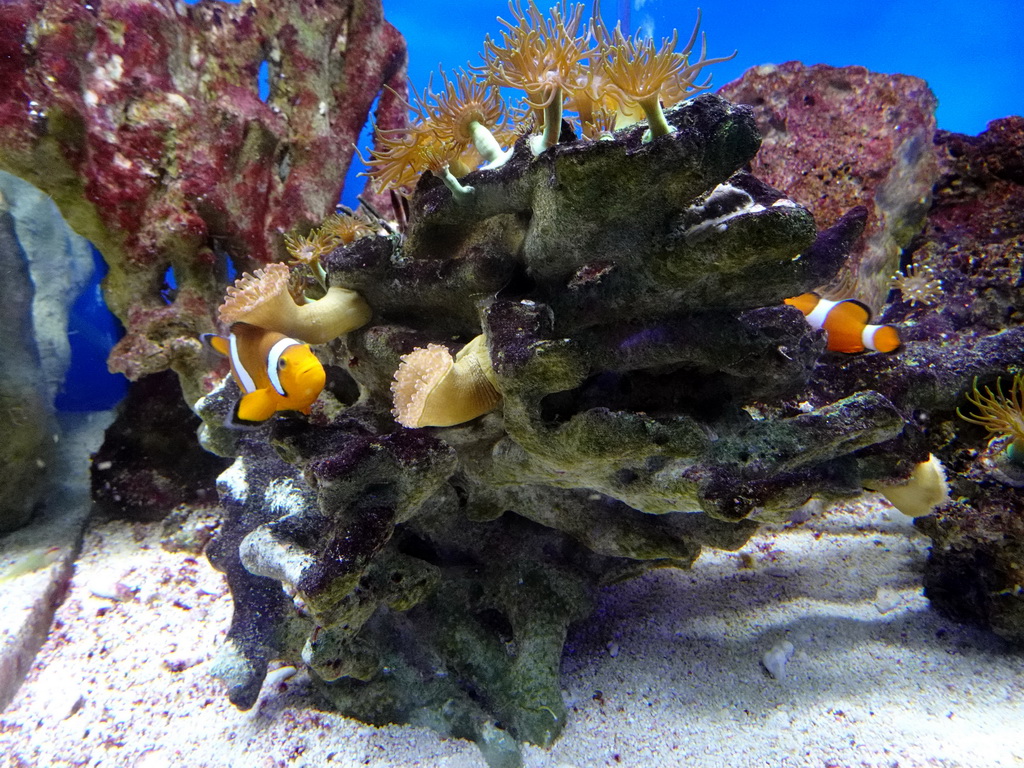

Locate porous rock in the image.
[793,114,1024,643]
[0,0,408,397]
[91,370,230,522]
[199,94,929,765]
[719,62,940,310]
[901,116,1024,644]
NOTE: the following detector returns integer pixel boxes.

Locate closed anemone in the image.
[219,263,371,345]
[391,335,501,428]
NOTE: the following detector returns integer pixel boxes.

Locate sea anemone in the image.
[219,263,371,345]
[364,123,445,195]
[958,373,1024,465]
[479,0,593,153]
[421,141,479,203]
[891,264,943,307]
[602,10,735,140]
[864,454,950,518]
[429,68,512,168]
[578,105,619,140]
[365,77,502,201]
[318,213,375,247]
[286,214,376,288]
[285,229,337,268]
[563,4,620,137]
[391,334,502,428]
[363,2,736,188]
[284,228,337,288]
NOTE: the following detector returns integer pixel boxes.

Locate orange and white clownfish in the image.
[201,322,327,425]
[784,292,900,354]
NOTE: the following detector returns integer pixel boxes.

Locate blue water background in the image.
[384,0,1022,137]
[339,0,1023,200]
[61,0,1023,410]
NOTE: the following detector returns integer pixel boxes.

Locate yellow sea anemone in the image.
[365,98,488,201]
[364,66,515,200]
[563,6,618,137]
[479,0,593,152]
[284,229,338,291]
[219,263,371,345]
[391,334,502,428]
[364,122,444,195]
[891,264,943,307]
[602,10,735,139]
[958,373,1024,462]
[578,105,619,140]
[318,213,375,246]
[285,214,376,288]
[864,454,950,518]
[429,68,512,168]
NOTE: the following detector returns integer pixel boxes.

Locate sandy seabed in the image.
[2,486,1023,768]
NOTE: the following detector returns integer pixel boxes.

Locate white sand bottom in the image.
[2,495,1022,768]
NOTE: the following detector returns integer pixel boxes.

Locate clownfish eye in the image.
[278,359,287,369]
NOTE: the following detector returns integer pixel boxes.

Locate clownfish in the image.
[201,322,327,425]
[784,292,900,354]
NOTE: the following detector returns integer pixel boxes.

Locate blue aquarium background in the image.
[59,0,1023,411]
[383,0,1023,137]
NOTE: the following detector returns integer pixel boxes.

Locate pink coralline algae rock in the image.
[894,115,1024,336]
[0,0,407,388]
[719,62,939,310]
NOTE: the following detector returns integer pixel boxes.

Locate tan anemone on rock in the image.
[391,334,501,428]
[864,453,950,518]
[218,262,371,344]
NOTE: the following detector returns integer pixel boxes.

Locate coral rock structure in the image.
[903,116,1024,643]
[0,0,407,391]
[718,73,1024,644]
[0,192,51,532]
[197,93,940,766]
[773,114,1024,642]
[91,371,230,522]
[719,62,939,310]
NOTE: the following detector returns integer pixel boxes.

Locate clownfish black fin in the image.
[222,398,266,431]
[201,333,230,358]
[839,298,873,323]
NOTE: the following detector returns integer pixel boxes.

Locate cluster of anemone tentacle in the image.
[959,373,1024,458]
[891,263,943,307]
[364,0,735,197]
[283,212,376,289]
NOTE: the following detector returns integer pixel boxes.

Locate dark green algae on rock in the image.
[196,95,937,767]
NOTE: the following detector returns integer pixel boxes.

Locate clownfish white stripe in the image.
[267,337,301,396]
[863,325,888,352]
[804,297,840,331]
[862,325,878,351]
[229,332,258,394]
